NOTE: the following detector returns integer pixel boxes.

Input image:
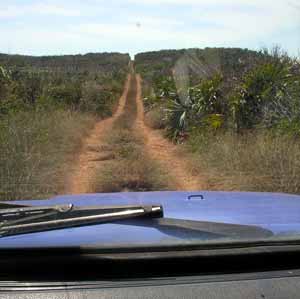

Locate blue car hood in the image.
[1,191,300,249]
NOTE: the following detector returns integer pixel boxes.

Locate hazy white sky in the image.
[0,0,299,57]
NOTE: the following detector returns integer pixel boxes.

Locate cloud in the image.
[127,0,286,7]
[69,21,244,51]
[127,0,261,6]
[69,0,298,48]
[128,16,185,28]
[0,3,82,18]
[31,4,82,16]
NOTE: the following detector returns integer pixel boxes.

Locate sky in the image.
[0,0,299,58]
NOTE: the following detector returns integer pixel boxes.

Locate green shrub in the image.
[160,74,225,140]
[275,119,300,136]
[80,81,114,116]
[230,55,300,131]
[140,47,300,137]
[49,81,82,108]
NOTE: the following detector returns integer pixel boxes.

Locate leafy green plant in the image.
[230,55,300,131]
[160,74,225,140]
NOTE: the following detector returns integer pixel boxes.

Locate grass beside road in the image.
[0,109,96,200]
[184,131,300,194]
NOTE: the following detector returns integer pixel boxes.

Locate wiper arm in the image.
[0,202,272,240]
[0,204,163,238]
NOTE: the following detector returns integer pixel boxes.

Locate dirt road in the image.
[65,75,130,194]
[66,73,205,194]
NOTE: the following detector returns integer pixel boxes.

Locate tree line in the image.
[0,53,130,117]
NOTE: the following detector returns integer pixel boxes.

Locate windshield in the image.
[0,0,300,249]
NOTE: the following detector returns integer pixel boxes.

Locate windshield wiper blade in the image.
[0,204,163,238]
[114,218,274,240]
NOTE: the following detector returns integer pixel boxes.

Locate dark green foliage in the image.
[230,54,300,131]
[189,74,224,116]
[49,81,82,108]
[136,47,300,138]
[13,72,43,105]
[163,74,225,139]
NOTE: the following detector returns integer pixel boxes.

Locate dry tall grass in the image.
[0,110,95,200]
[186,131,300,194]
[144,107,166,130]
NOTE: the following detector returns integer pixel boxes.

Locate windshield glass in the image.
[0,0,300,249]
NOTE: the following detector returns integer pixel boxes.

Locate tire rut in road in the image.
[90,75,172,192]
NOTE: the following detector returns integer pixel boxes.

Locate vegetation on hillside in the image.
[0,52,130,200]
[0,53,130,116]
[136,47,300,136]
[2,46,300,198]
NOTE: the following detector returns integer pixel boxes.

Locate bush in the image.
[144,107,166,129]
[230,54,300,131]
[275,119,300,136]
[140,47,300,137]
[49,81,82,108]
[161,74,224,140]
[80,81,110,115]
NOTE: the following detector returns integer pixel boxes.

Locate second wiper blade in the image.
[0,204,163,238]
